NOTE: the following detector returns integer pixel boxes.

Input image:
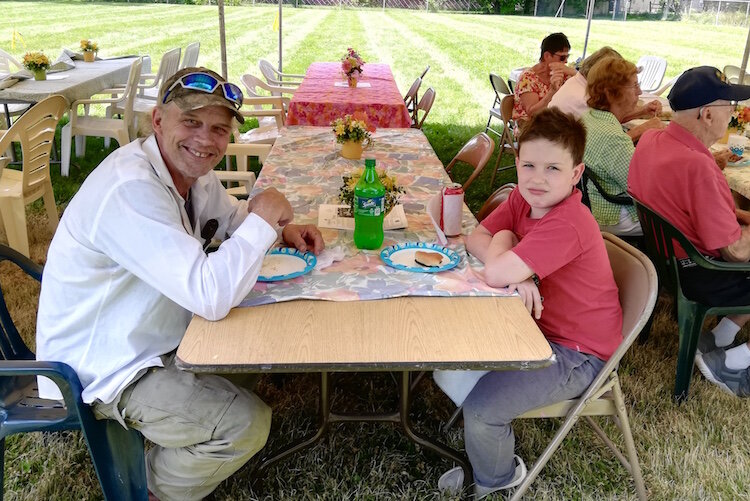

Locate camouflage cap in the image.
[159,66,244,124]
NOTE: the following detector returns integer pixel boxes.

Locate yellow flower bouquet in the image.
[331,114,372,145]
[339,169,404,216]
[80,39,99,53]
[22,52,51,73]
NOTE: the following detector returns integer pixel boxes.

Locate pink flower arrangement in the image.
[341,48,365,78]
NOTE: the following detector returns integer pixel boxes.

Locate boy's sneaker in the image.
[437,455,527,499]
[695,349,750,397]
[695,332,718,356]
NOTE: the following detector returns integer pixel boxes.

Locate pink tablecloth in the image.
[286,62,412,128]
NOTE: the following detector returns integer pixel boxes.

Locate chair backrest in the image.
[240,96,287,128]
[0,48,22,74]
[579,165,633,210]
[0,246,41,360]
[489,72,511,108]
[445,133,495,191]
[631,196,713,299]
[477,183,516,222]
[121,57,144,139]
[413,87,435,129]
[259,59,281,85]
[154,47,181,89]
[241,73,294,102]
[179,42,200,69]
[500,94,514,124]
[0,95,67,203]
[636,55,667,93]
[404,77,421,105]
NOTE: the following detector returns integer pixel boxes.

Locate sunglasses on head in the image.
[162,72,243,110]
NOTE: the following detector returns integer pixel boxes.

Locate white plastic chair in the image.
[232,96,286,148]
[258,59,303,87]
[412,87,435,130]
[636,55,667,94]
[241,74,294,111]
[61,57,143,176]
[137,47,182,100]
[0,95,67,257]
[179,42,200,70]
[0,49,30,126]
[219,143,272,197]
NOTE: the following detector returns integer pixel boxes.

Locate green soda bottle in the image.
[353,158,385,250]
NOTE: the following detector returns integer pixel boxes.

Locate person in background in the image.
[512,32,577,129]
[549,46,663,141]
[628,66,750,398]
[581,56,647,236]
[437,108,622,498]
[36,67,324,500]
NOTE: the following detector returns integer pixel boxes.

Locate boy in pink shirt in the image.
[438,108,622,498]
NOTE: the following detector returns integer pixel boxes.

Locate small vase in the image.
[341,140,363,160]
[32,69,46,81]
[720,127,737,144]
[83,51,96,63]
[347,76,358,88]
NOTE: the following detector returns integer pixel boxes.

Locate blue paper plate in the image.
[728,157,750,168]
[258,247,317,282]
[380,242,460,273]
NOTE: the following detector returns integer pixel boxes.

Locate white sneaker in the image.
[474,455,528,500]
[437,455,528,499]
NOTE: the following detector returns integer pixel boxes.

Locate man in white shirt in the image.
[36,67,324,501]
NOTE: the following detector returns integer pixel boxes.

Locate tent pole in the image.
[218,0,227,79]
[278,0,283,72]
[740,23,750,84]
[582,0,594,60]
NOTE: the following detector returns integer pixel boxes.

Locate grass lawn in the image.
[2,2,750,499]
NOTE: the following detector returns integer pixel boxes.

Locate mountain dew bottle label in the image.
[353,158,385,250]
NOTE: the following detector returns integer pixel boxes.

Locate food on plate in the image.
[414,250,444,267]
[729,153,743,163]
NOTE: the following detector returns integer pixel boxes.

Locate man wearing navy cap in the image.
[628,66,750,398]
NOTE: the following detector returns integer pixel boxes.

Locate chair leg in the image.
[75,135,86,158]
[42,181,59,234]
[611,377,647,500]
[674,302,708,403]
[0,197,29,258]
[61,123,72,177]
[115,129,130,149]
[1,436,5,501]
[490,142,508,190]
[77,411,148,501]
[443,405,463,433]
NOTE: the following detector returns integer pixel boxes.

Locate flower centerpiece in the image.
[341,48,365,88]
[331,112,375,160]
[721,104,750,143]
[340,168,404,217]
[22,51,51,81]
[80,39,99,62]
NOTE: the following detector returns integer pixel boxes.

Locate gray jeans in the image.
[462,342,604,489]
[92,356,271,501]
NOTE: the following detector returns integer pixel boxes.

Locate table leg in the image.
[398,371,473,489]
[3,104,18,163]
[252,371,331,480]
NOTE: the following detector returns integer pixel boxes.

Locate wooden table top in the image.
[176,296,553,373]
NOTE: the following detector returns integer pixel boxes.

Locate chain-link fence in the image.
[244,0,484,12]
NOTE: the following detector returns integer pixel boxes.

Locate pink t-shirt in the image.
[628,122,740,259]
[481,188,623,360]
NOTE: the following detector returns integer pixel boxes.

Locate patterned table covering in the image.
[241,126,512,307]
[286,63,412,129]
[710,142,750,200]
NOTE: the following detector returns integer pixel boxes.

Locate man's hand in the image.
[247,188,293,227]
[507,278,543,320]
[282,224,325,255]
[713,149,732,171]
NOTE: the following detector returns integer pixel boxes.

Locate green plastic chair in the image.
[633,197,750,402]
[0,244,148,500]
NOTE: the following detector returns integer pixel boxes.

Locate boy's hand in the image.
[507,278,543,320]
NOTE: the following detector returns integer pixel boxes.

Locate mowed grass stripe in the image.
[260,9,332,74]
[384,11,492,124]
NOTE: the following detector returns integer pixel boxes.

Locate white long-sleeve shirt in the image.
[36,135,277,404]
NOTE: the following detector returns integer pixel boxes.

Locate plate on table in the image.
[728,155,750,167]
[258,247,316,282]
[380,242,460,273]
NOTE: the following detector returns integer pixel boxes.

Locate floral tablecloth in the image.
[285,63,412,128]
[710,143,750,200]
[241,126,512,307]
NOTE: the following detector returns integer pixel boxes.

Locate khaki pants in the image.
[93,356,271,501]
